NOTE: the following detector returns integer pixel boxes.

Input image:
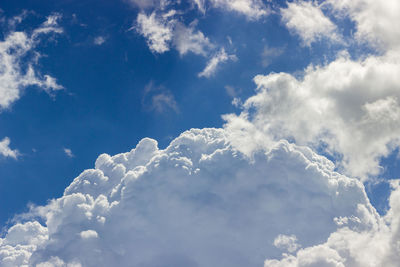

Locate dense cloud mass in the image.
[2,0,400,266]
[224,0,400,180]
[224,49,400,179]
[1,128,395,266]
[264,180,400,267]
[327,0,400,50]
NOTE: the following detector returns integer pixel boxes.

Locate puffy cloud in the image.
[0,221,48,267]
[134,3,238,76]
[0,137,19,159]
[135,12,175,53]
[173,21,214,56]
[264,180,400,267]
[0,14,63,110]
[198,48,237,78]
[327,0,400,50]
[273,234,301,253]
[136,11,214,57]
[80,230,98,240]
[0,128,384,266]
[210,0,269,20]
[224,48,400,179]
[281,1,340,46]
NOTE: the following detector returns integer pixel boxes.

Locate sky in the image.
[0,0,400,266]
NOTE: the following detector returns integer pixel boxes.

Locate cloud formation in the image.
[224,0,400,179]
[173,21,214,56]
[134,2,239,76]
[224,49,400,179]
[265,180,400,267]
[0,14,63,111]
[0,128,388,266]
[209,0,268,20]
[136,12,174,53]
[327,0,400,50]
[93,36,106,46]
[63,148,74,158]
[281,1,340,46]
[0,137,19,159]
[198,48,237,78]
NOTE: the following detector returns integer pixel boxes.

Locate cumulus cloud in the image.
[0,221,48,267]
[209,0,269,20]
[198,48,237,78]
[224,47,400,179]
[0,137,19,159]
[265,180,400,267]
[273,234,301,253]
[0,14,63,110]
[327,0,400,50]
[281,1,340,46]
[0,128,388,266]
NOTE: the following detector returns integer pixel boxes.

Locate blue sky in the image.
[1,0,400,266]
[0,0,312,225]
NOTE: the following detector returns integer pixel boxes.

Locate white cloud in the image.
[80,230,98,240]
[0,128,385,266]
[0,14,63,110]
[198,48,237,78]
[273,234,301,253]
[136,11,214,57]
[93,36,106,45]
[173,21,214,56]
[64,148,74,158]
[281,1,340,47]
[192,0,206,14]
[0,137,19,159]
[0,221,47,267]
[142,81,179,113]
[127,0,156,9]
[126,0,170,10]
[265,180,400,267]
[223,48,400,179]
[136,12,175,53]
[210,0,269,20]
[327,0,400,50]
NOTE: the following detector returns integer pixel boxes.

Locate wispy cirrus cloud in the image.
[198,48,237,78]
[0,13,63,111]
[142,81,179,114]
